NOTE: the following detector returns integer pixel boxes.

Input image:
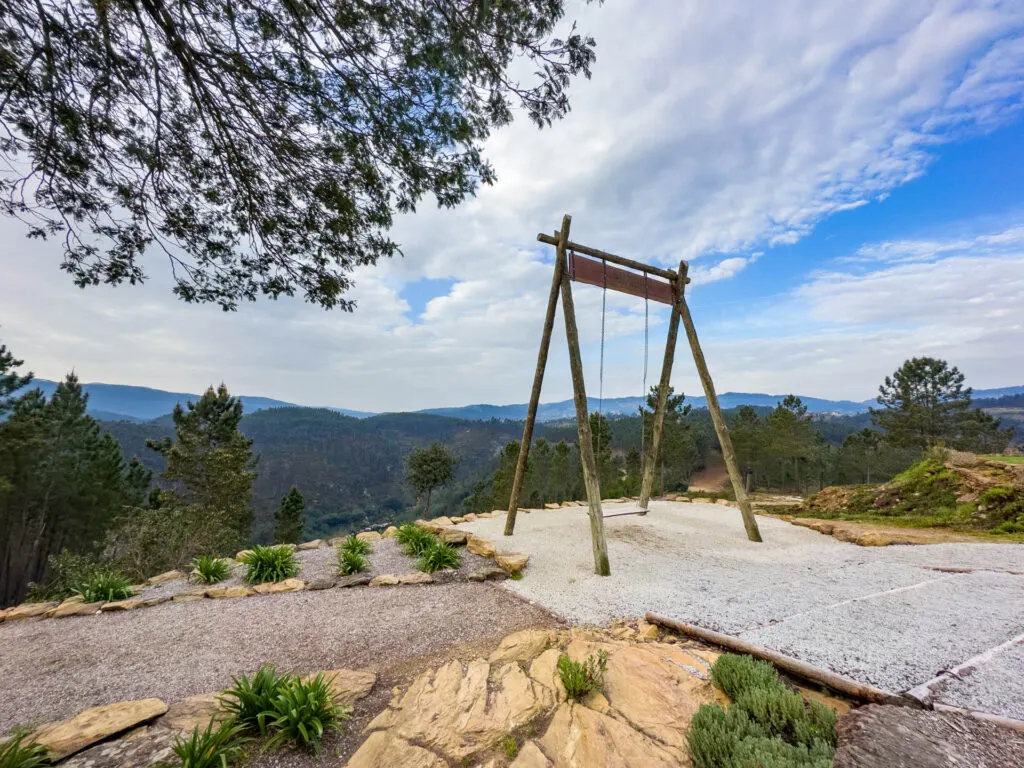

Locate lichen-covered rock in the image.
[467,567,507,582]
[59,725,177,768]
[161,693,224,733]
[398,572,435,585]
[347,731,447,768]
[336,574,373,588]
[47,601,103,618]
[356,531,382,543]
[171,590,206,602]
[308,668,376,707]
[463,513,478,522]
[537,702,682,767]
[296,539,324,550]
[496,553,529,574]
[34,699,168,760]
[305,577,337,590]
[204,586,252,599]
[489,629,558,664]
[145,570,184,586]
[370,574,399,586]
[439,528,468,545]
[5,602,58,620]
[544,503,561,510]
[382,526,399,538]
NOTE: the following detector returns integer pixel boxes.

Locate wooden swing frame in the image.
[503,214,763,576]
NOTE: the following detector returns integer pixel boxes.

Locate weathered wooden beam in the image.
[568,252,675,305]
[639,261,684,509]
[505,220,567,536]
[537,232,680,282]
[558,221,611,576]
[645,613,917,708]
[677,270,763,542]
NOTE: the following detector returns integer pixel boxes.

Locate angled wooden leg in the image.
[505,219,567,536]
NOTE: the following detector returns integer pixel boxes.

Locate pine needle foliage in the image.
[192,555,231,585]
[557,650,608,700]
[689,653,838,768]
[0,734,49,768]
[415,539,462,573]
[273,487,305,545]
[337,548,369,576]
[72,571,135,602]
[239,545,298,585]
[395,524,437,557]
[172,719,250,768]
[260,675,349,755]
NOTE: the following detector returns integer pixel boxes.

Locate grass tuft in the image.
[501,735,518,759]
[192,555,231,585]
[71,570,135,603]
[219,665,293,733]
[395,524,436,557]
[172,718,250,768]
[0,734,49,768]
[557,650,608,700]
[337,548,369,576]
[340,535,372,556]
[239,545,298,584]
[260,674,350,755]
[416,539,462,572]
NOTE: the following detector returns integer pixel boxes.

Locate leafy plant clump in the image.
[0,734,49,768]
[172,719,250,768]
[219,666,293,731]
[72,570,136,603]
[337,548,369,576]
[395,524,437,557]
[557,650,608,700]
[689,653,837,768]
[502,735,519,758]
[192,555,231,585]
[24,549,104,602]
[416,539,462,573]
[239,545,298,585]
[261,674,350,755]
[340,535,372,556]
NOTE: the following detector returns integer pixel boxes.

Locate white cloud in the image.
[2,1,1024,410]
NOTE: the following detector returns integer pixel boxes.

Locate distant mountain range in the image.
[31,379,1024,423]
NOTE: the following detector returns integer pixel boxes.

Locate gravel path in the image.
[0,582,560,734]
[461,501,1024,719]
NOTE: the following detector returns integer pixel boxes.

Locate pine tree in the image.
[871,357,972,449]
[406,442,458,516]
[547,441,575,503]
[490,441,521,511]
[274,487,305,545]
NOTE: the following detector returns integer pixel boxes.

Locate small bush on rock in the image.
[416,539,461,572]
[557,649,608,700]
[689,653,838,768]
[172,718,250,768]
[219,666,293,732]
[340,535,371,556]
[395,524,436,556]
[337,548,368,576]
[192,555,231,584]
[72,570,135,602]
[261,674,349,755]
[0,734,49,768]
[239,545,298,584]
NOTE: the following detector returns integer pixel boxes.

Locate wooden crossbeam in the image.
[537,233,681,282]
[568,252,675,305]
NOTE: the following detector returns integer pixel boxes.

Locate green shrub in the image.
[72,570,136,602]
[416,539,462,573]
[260,674,349,755]
[501,735,518,758]
[995,520,1024,534]
[710,653,780,700]
[557,650,608,700]
[192,555,231,585]
[337,548,369,576]
[340,535,372,556]
[0,734,49,768]
[219,666,293,732]
[239,545,298,584]
[690,654,838,768]
[395,524,436,556]
[25,550,103,602]
[172,719,250,768]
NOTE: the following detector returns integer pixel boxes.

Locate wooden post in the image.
[504,219,568,536]
[639,266,683,510]
[677,271,763,542]
[558,220,611,576]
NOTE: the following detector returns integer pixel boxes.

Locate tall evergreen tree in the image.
[406,442,458,516]
[871,357,972,449]
[491,441,521,511]
[547,440,575,503]
[274,487,305,545]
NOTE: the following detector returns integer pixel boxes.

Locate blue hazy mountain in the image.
[31,379,1024,423]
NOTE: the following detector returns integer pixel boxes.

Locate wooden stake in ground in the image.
[639,262,684,510]
[677,274,763,542]
[504,218,567,536]
[556,219,611,576]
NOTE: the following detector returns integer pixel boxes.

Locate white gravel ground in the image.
[460,501,1024,719]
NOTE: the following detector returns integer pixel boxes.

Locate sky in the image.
[2,0,1024,413]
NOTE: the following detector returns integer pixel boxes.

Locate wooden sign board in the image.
[568,252,675,305]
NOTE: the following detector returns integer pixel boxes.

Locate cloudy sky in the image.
[3,0,1024,412]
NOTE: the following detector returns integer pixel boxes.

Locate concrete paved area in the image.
[460,501,1024,719]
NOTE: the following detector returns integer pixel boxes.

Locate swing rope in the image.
[598,259,607,417]
[641,274,649,473]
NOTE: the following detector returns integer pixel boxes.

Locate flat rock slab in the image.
[34,698,168,760]
[835,704,1024,767]
[60,725,178,768]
